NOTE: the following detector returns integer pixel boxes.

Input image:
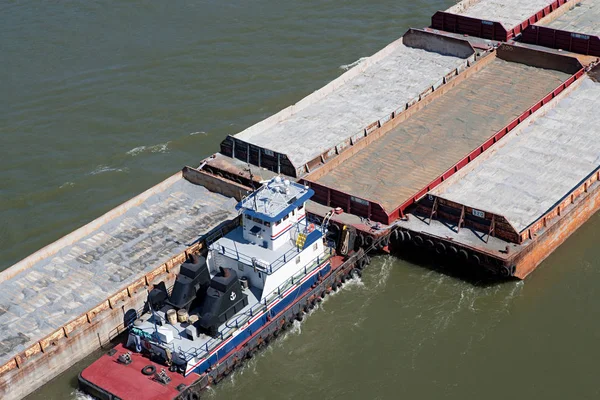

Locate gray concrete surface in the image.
[431,76,600,233]
[234,39,471,170]
[0,178,237,365]
[544,0,600,36]
[450,0,556,28]
[314,57,569,212]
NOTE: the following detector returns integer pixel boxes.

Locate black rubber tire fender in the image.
[398,230,405,243]
[404,231,411,242]
[356,234,365,248]
[391,229,400,244]
[425,239,434,248]
[414,235,424,246]
[141,365,156,376]
[364,235,374,248]
[500,265,511,277]
[448,246,458,256]
[472,254,482,266]
[435,242,446,254]
[459,249,469,261]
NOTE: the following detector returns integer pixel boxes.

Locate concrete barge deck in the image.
[431,0,572,41]
[403,66,600,278]
[446,0,557,29]
[311,53,569,214]
[220,30,476,178]
[0,172,239,400]
[543,0,600,36]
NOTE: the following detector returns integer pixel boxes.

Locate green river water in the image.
[1,1,599,399]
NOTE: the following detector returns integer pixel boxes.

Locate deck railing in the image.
[176,247,333,362]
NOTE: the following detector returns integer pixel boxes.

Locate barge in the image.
[1,2,599,398]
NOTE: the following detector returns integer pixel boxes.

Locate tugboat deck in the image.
[0,174,237,366]
[134,285,261,359]
[314,56,570,212]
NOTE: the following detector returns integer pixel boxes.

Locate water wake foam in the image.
[88,165,128,175]
[72,389,94,399]
[126,142,170,156]
[59,181,75,189]
[339,57,368,71]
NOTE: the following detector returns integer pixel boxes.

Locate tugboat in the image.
[79,177,365,400]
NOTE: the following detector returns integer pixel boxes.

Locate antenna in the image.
[244,164,256,190]
[147,289,161,344]
[244,164,258,211]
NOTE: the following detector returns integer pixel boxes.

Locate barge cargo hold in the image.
[404,66,600,279]
[521,0,600,57]
[431,0,573,41]
[304,45,579,224]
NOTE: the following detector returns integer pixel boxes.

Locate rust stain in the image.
[0,359,17,375]
[64,314,89,337]
[145,265,167,286]
[108,288,129,309]
[513,179,600,278]
[39,329,66,352]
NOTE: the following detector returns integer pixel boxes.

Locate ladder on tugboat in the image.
[296,232,307,249]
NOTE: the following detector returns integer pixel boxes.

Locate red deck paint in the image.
[81,344,200,400]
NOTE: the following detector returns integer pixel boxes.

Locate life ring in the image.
[141,365,156,376]
[307,223,315,233]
